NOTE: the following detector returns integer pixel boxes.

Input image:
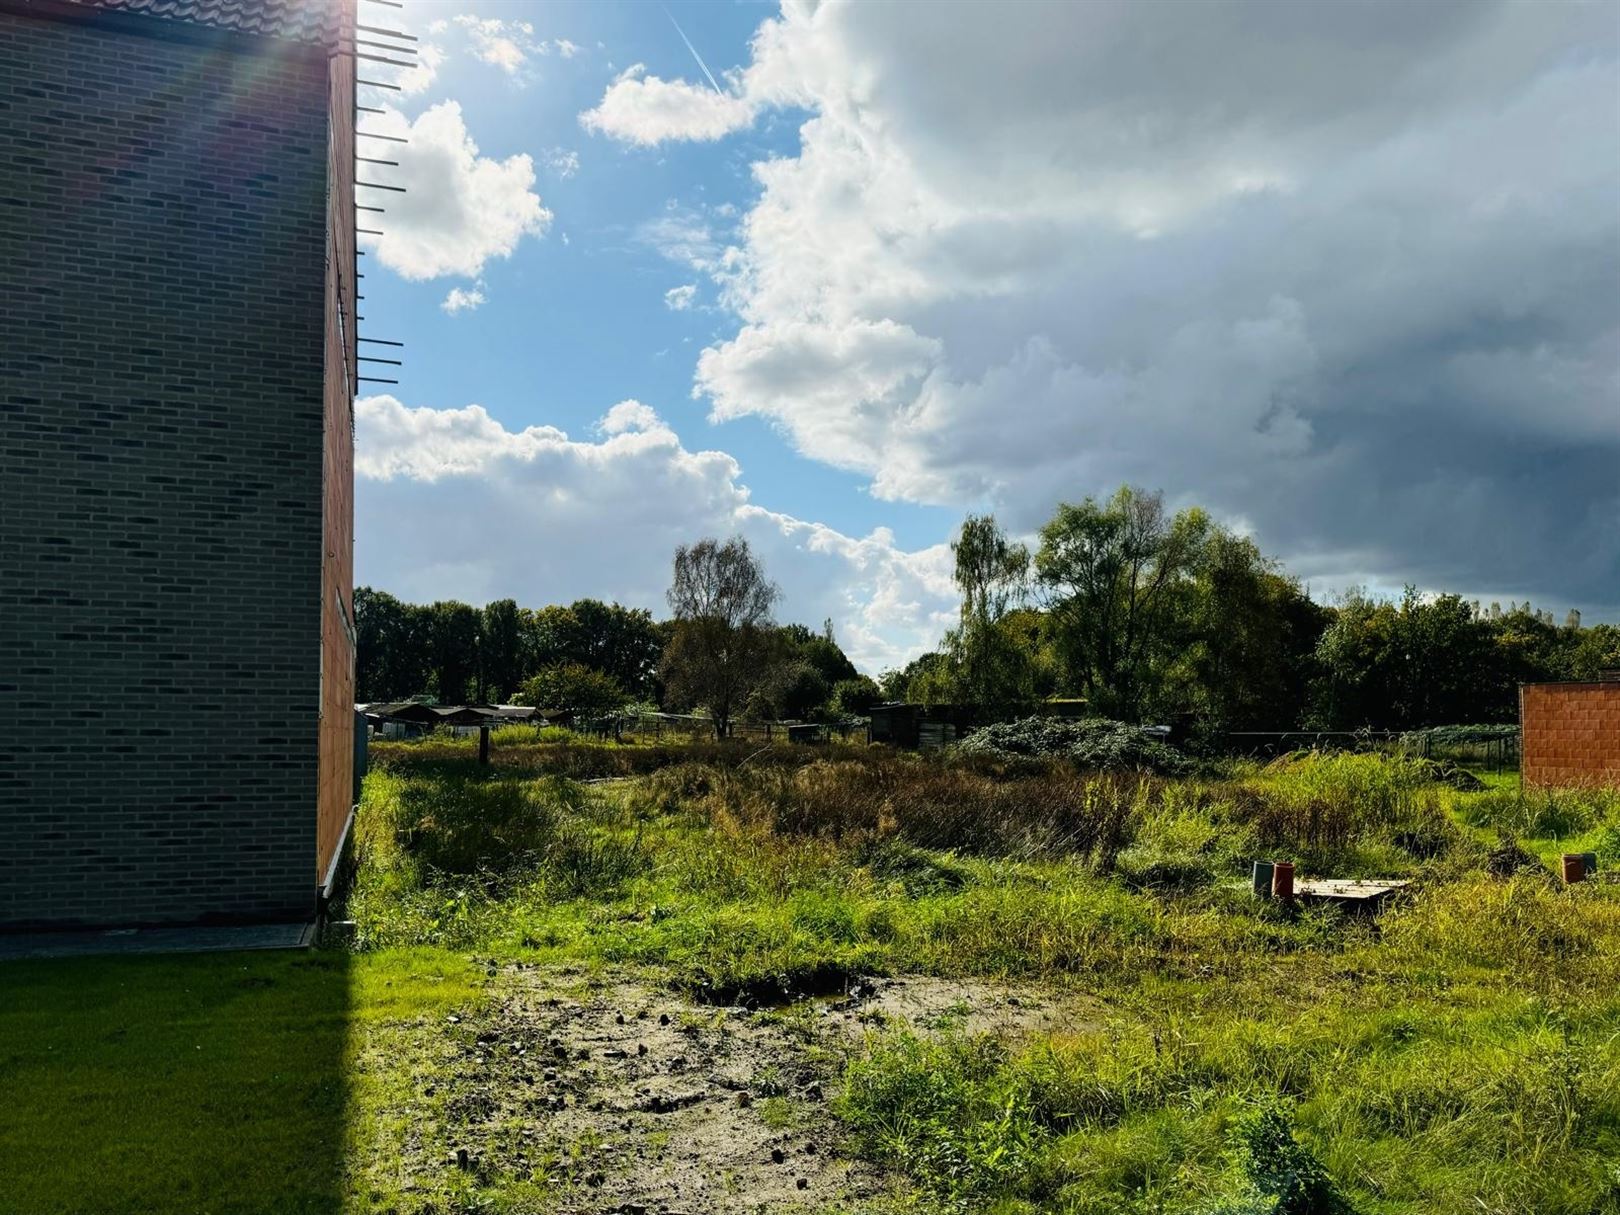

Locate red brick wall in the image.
[1520,682,1620,788]
[315,15,357,883]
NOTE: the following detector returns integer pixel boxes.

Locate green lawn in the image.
[0,949,478,1215]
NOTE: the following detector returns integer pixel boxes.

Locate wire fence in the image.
[1223,729,1520,772]
[575,711,866,747]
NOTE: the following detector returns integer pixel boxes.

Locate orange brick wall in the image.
[316,20,357,883]
[1520,682,1620,788]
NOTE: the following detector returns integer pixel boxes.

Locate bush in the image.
[829,675,883,717]
[514,662,628,714]
[1224,1101,1353,1215]
[1401,723,1519,746]
[958,716,1194,776]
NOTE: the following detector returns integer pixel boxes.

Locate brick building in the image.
[1520,678,1620,788]
[0,0,360,928]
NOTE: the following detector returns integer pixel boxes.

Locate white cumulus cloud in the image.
[441,283,485,314]
[454,14,530,74]
[354,396,955,672]
[581,64,757,145]
[359,101,550,281]
[385,41,443,97]
[663,284,697,311]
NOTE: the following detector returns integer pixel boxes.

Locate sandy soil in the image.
[420,967,1098,1214]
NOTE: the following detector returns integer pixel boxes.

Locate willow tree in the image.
[1035,486,1209,720]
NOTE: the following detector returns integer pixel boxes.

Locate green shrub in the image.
[1224,1100,1353,1215]
[958,716,1194,775]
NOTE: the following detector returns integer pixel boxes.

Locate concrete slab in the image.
[0,921,315,961]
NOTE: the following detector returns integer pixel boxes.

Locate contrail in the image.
[664,7,724,95]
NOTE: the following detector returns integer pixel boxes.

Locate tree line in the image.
[895,485,1619,733]
[357,484,1618,735]
[354,563,882,727]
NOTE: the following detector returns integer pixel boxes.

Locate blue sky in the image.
[359,0,950,548]
[353,0,1618,674]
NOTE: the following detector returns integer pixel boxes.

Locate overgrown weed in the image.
[343,744,1620,1211]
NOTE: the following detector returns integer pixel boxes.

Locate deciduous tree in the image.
[944,514,1035,712]
[660,537,781,738]
[1035,487,1208,720]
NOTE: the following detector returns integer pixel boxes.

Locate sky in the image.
[351,0,1620,675]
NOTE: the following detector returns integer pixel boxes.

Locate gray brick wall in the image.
[0,10,330,927]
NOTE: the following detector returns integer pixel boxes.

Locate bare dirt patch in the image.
[414,967,1097,1214]
[435,966,894,1213]
[839,975,1106,1040]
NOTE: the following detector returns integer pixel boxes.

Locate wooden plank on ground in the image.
[1295,878,1410,907]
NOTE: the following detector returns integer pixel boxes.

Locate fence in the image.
[574,712,866,747]
[1224,728,1520,772]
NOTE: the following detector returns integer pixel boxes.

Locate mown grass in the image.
[340,743,1620,1213]
[0,948,482,1215]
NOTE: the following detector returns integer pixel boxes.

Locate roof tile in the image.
[67,0,345,48]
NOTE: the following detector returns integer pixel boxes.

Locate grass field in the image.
[3,741,1617,1214]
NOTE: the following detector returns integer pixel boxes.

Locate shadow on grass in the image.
[0,948,349,1215]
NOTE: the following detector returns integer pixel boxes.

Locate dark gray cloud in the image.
[652,0,1620,617]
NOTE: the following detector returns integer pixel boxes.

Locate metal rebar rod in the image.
[358,53,416,67]
[357,204,385,213]
[359,337,403,346]
[355,38,416,53]
[358,79,402,91]
[357,105,385,115]
[357,23,418,39]
[357,228,383,235]
[359,356,403,365]
[357,131,408,143]
[357,376,399,383]
[356,157,399,166]
[357,181,406,192]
